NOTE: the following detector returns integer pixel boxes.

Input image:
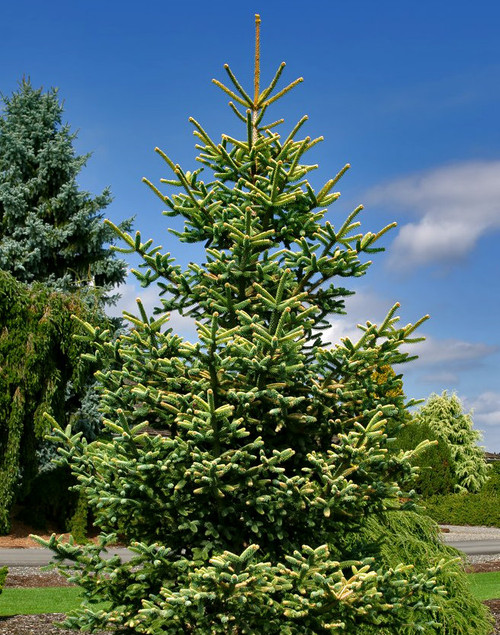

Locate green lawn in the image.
[1,575,499,616]
[0,586,105,616]
[468,571,500,601]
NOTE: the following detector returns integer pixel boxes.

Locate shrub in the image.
[481,460,500,494]
[393,419,457,497]
[425,492,500,527]
[67,492,90,544]
[16,466,77,531]
[359,512,493,634]
[0,567,7,597]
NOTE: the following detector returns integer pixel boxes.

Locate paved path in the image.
[440,524,500,554]
[440,524,500,541]
[445,540,500,555]
[0,547,133,567]
[2,525,500,565]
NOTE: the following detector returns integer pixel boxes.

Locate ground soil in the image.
[0,516,99,549]
[485,600,500,635]
[0,517,62,549]
[0,614,112,635]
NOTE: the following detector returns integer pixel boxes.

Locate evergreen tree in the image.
[415,391,490,493]
[0,80,130,529]
[39,17,492,634]
[0,78,129,300]
[0,270,99,533]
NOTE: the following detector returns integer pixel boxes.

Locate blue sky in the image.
[2,1,500,449]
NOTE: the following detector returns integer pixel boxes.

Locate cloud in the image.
[323,289,398,345]
[108,278,198,340]
[410,335,498,369]
[108,280,162,318]
[323,292,497,377]
[418,371,460,385]
[366,160,500,270]
[465,392,500,428]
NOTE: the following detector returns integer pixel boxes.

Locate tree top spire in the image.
[254,13,261,107]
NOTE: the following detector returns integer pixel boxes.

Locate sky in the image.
[2,0,500,449]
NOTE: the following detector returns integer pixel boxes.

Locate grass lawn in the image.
[0,587,108,616]
[1,575,499,616]
[468,571,500,601]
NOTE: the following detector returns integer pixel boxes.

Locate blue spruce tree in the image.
[0,78,128,299]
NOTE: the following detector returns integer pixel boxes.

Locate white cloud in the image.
[466,392,500,428]
[108,278,198,340]
[322,292,497,377]
[108,280,162,318]
[366,160,500,270]
[418,371,460,385]
[410,335,498,368]
[323,289,397,345]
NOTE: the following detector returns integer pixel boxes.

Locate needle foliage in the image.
[0,271,100,532]
[38,17,492,634]
[0,78,129,301]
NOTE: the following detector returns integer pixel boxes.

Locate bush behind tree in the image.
[425,492,500,527]
[425,462,500,527]
[0,270,102,533]
[415,391,490,494]
[393,419,457,497]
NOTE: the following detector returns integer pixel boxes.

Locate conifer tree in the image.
[0,270,98,533]
[0,79,129,300]
[0,79,129,530]
[39,17,492,634]
[415,391,490,493]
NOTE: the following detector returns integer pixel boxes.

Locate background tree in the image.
[373,367,457,497]
[415,391,490,493]
[39,17,492,635]
[0,78,129,300]
[0,270,100,533]
[0,80,130,532]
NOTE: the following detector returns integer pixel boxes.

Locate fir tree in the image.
[0,78,129,300]
[39,17,492,634]
[415,391,490,493]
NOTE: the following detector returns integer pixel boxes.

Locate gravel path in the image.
[441,525,500,541]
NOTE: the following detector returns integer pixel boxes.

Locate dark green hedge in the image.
[424,462,500,527]
[424,492,500,527]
